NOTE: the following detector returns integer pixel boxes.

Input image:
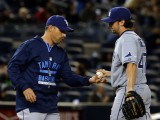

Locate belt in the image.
[115,83,147,91]
[114,86,124,92]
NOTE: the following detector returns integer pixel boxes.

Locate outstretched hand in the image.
[89,75,107,84]
[96,69,111,77]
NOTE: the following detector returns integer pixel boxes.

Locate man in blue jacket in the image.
[8,15,104,120]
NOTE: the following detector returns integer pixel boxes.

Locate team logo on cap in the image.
[64,20,68,26]
[108,11,111,16]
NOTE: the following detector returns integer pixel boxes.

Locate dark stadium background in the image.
[0,0,160,120]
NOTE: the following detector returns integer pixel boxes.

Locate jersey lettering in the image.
[138,52,146,74]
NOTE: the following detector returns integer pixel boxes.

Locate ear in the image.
[48,25,54,32]
[119,20,125,26]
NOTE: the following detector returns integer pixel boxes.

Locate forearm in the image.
[126,63,137,92]
[62,71,90,87]
[8,68,30,91]
[8,58,30,91]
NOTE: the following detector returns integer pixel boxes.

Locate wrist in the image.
[89,76,96,84]
[126,87,134,93]
[89,77,94,84]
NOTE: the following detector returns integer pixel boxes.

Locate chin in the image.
[112,30,116,34]
[111,30,115,33]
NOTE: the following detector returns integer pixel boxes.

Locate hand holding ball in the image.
[96,72,103,78]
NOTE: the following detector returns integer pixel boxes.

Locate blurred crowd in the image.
[0,0,160,104]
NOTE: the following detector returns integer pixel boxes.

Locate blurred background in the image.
[0,0,160,120]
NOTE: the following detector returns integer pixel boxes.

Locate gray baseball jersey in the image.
[111,30,147,87]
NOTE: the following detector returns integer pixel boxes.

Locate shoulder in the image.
[27,36,42,45]
[120,31,140,43]
[17,36,41,52]
[21,36,41,47]
[122,31,135,37]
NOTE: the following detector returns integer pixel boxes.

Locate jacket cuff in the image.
[20,84,30,92]
[84,76,90,86]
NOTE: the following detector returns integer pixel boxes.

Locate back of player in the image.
[111,31,147,87]
[110,31,151,120]
[100,6,151,120]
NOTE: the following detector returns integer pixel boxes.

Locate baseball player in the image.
[97,7,151,120]
[7,15,104,120]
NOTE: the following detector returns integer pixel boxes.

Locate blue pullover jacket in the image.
[8,36,90,113]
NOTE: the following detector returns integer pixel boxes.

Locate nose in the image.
[62,33,66,38]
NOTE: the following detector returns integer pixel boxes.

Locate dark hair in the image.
[124,20,134,28]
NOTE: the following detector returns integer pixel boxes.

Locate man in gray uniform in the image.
[98,7,151,120]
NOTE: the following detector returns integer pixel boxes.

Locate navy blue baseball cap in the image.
[101,7,132,23]
[46,15,74,32]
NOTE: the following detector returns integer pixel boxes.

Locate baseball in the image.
[96,71,103,78]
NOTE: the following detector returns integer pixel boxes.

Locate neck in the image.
[41,33,54,46]
[119,27,130,36]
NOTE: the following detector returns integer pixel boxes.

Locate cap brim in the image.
[101,17,116,23]
[59,27,74,32]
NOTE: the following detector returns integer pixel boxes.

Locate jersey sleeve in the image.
[121,35,138,65]
[8,40,31,91]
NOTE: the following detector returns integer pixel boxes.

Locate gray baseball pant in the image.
[17,108,60,120]
[110,84,151,120]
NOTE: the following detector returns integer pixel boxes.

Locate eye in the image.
[109,22,114,26]
[60,30,66,34]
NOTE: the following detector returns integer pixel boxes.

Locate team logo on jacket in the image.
[37,61,61,86]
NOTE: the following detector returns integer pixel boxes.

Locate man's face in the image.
[108,20,127,35]
[50,26,66,44]
[108,21,120,34]
[55,27,66,44]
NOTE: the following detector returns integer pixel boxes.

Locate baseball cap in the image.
[46,15,74,32]
[101,7,132,23]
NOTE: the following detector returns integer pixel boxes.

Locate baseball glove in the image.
[122,91,146,120]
